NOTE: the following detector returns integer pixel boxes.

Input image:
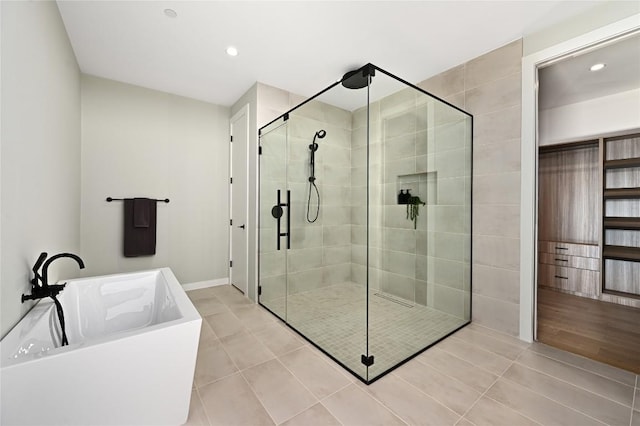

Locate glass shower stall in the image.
[258,64,472,383]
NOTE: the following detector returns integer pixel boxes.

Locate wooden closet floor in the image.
[537,286,640,374]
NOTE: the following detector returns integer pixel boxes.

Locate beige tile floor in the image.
[185,285,640,426]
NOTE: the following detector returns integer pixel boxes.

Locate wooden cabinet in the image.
[538,141,601,298]
[538,133,640,302]
[538,263,600,296]
[538,241,600,296]
[538,241,599,259]
[538,251,599,271]
[538,142,600,245]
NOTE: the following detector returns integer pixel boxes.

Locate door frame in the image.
[229,104,250,294]
[520,14,640,342]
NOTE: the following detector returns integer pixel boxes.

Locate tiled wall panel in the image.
[417,40,523,335]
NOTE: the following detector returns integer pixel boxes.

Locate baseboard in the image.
[182,277,229,291]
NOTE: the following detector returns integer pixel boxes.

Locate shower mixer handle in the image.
[271,205,283,219]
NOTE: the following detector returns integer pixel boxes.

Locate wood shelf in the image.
[602,288,640,301]
[603,188,640,199]
[603,245,640,262]
[604,217,640,230]
[604,157,640,169]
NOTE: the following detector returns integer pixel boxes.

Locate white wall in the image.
[1,1,81,338]
[539,88,640,145]
[80,75,230,285]
[523,1,640,56]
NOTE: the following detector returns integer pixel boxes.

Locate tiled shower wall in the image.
[350,85,471,321]
[350,103,376,291]
[257,84,353,298]
[286,103,353,294]
[418,40,523,335]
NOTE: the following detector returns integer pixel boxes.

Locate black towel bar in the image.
[106,197,170,203]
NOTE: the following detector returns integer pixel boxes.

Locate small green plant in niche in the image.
[406,196,426,229]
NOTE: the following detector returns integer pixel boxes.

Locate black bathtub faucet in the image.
[21,252,85,303]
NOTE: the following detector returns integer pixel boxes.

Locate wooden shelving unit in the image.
[602,133,640,298]
[604,157,640,169]
[602,245,640,262]
[537,134,640,374]
[603,217,640,230]
[603,187,640,199]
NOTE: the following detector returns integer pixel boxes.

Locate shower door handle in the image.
[271,190,290,250]
[285,190,290,249]
[272,190,283,250]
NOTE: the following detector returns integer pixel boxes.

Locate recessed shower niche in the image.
[258,64,472,383]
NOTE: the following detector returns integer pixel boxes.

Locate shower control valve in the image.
[271,205,283,219]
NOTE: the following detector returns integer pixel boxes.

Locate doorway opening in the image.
[534,31,640,373]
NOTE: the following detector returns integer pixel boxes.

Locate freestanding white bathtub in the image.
[0,268,201,425]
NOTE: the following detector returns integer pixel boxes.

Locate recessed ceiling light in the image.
[164,8,177,18]
[226,46,238,57]
[590,63,606,72]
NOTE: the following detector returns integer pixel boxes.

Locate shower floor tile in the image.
[262,282,466,380]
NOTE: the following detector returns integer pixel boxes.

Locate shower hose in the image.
[307,180,320,223]
[51,295,69,346]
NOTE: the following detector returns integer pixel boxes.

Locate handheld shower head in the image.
[310,129,327,151]
[307,130,326,223]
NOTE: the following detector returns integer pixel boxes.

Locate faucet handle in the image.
[30,252,48,287]
[32,252,48,274]
[29,251,47,290]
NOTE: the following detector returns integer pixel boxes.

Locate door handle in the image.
[285,190,290,249]
[273,190,282,250]
[272,190,290,250]
[238,224,245,229]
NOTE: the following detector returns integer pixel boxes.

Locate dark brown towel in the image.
[124,198,156,257]
[133,198,150,227]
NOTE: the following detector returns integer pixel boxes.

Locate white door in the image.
[230,105,249,294]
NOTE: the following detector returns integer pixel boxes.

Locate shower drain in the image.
[373,292,414,308]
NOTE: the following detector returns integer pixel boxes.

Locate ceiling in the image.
[539,32,640,110]
[57,1,609,109]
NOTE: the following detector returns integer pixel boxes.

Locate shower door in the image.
[258,89,369,380]
[258,120,289,320]
[259,116,328,322]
